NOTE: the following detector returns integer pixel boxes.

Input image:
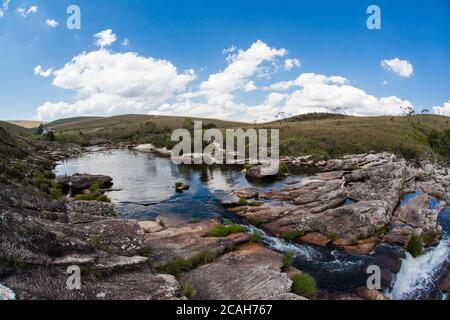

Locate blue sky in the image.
[0,0,449,121]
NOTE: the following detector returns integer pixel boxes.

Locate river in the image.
[54,148,449,299]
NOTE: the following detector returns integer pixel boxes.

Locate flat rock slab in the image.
[143,219,249,265]
[182,243,306,300]
[3,270,183,300]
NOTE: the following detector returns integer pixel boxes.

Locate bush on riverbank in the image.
[283,252,294,269]
[281,230,305,241]
[407,234,424,257]
[208,224,246,237]
[290,272,317,298]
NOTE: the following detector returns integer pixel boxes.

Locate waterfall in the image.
[388,239,449,300]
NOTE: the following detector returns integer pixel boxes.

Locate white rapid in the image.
[388,238,449,300]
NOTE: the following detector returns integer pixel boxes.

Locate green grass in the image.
[290,273,317,298]
[326,232,338,241]
[74,193,111,203]
[407,234,424,257]
[181,281,196,300]
[154,247,233,277]
[249,231,262,243]
[208,224,246,237]
[281,230,305,241]
[283,252,294,269]
[421,230,439,245]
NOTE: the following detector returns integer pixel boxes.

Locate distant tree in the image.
[203,123,218,130]
[421,108,430,115]
[182,118,195,131]
[36,123,44,135]
[401,105,415,122]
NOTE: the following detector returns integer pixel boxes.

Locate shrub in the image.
[208,224,246,237]
[283,252,294,269]
[407,234,423,257]
[421,230,438,245]
[238,197,248,205]
[248,201,262,207]
[249,232,262,243]
[326,232,338,240]
[281,230,305,241]
[290,273,317,298]
[181,282,196,300]
[247,217,263,227]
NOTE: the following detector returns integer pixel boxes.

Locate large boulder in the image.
[57,174,113,191]
[142,218,249,266]
[181,243,306,300]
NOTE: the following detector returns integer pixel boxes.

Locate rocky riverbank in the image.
[225,152,449,255]
[1,135,449,300]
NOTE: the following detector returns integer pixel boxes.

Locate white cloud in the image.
[382,80,388,85]
[284,58,301,70]
[45,19,58,28]
[34,65,53,78]
[36,48,196,120]
[199,40,287,102]
[94,29,117,48]
[18,5,38,18]
[381,58,414,77]
[35,36,416,122]
[432,99,450,116]
[0,0,10,18]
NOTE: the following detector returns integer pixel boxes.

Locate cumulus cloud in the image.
[18,5,38,18]
[45,19,58,27]
[36,48,196,120]
[432,99,450,116]
[0,0,10,18]
[94,29,117,48]
[35,35,415,122]
[381,58,414,77]
[284,58,301,70]
[34,65,53,78]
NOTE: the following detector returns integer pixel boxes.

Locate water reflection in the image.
[54,149,287,220]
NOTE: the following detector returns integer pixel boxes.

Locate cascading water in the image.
[388,207,450,300]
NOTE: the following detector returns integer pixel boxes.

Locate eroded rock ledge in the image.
[227,152,449,254]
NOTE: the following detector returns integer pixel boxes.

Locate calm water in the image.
[54,149,293,220]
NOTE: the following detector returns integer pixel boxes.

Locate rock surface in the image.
[233,152,449,253]
[57,173,113,190]
[181,243,306,300]
[142,218,250,266]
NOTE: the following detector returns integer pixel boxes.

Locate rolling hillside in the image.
[42,113,450,161]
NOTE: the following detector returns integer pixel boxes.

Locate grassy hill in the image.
[258,114,450,160]
[0,121,34,136]
[46,113,450,161]
[6,120,46,129]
